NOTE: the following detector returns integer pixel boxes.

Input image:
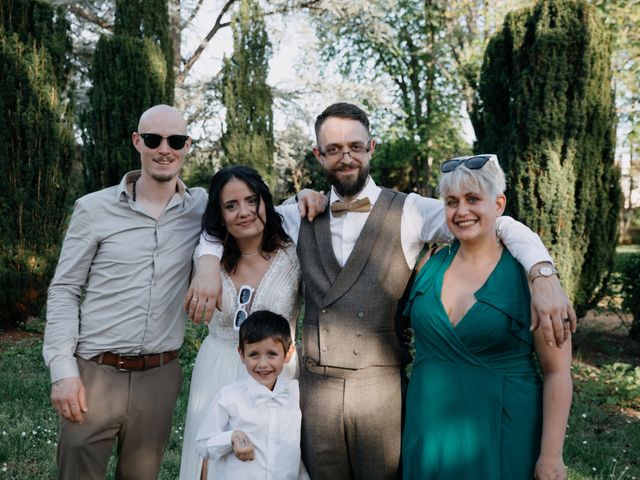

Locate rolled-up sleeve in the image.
[43,199,98,383]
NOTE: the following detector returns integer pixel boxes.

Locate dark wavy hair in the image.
[202,165,290,273]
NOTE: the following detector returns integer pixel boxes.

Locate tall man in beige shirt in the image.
[43,105,207,479]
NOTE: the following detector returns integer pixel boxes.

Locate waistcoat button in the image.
[357,312,364,318]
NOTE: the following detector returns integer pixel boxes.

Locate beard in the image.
[325,163,370,198]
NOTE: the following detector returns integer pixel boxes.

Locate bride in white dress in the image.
[179,166,302,480]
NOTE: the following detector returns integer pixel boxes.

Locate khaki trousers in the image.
[57,356,182,480]
[300,362,401,480]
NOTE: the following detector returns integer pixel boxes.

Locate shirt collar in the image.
[245,373,290,399]
[117,170,189,202]
[329,176,382,205]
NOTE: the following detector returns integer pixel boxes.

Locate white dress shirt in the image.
[195,375,308,480]
[199,177,552,273]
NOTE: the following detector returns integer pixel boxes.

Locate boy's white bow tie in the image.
[254,386,289,407]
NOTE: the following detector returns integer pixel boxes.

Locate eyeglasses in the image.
[233,284,254,331]
[139,133,190,150]
[440,154,497,173]
[318,140,372,161]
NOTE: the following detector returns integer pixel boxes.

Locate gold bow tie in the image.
[330,197,372,217]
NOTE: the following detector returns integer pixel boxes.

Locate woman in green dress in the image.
[402,155,572,479]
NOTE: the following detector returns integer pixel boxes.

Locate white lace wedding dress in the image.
[179,244,301,480]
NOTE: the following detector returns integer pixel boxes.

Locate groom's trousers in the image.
[300,359,401,480]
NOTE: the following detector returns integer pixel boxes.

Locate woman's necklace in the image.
[240,249,272,260]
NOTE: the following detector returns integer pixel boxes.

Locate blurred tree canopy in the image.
[221,0,274,184]
[80,0,173,192]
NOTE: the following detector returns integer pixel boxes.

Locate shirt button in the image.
[321,309,327,313]
[353,349,359,355]
[321,346,327,352]
[357,312,364,318]
[323,328,329,333]
[356,330,362,337]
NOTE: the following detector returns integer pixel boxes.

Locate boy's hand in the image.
[231,431,255,461]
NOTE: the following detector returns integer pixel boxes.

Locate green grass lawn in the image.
[1,321,638,479]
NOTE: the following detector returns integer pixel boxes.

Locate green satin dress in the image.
[402,242,543,479]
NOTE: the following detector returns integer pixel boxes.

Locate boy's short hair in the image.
[239,310,292,353]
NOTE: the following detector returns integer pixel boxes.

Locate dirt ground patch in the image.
[573,310,640,367]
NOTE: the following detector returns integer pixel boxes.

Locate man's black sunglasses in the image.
[139,133,190,150]
[440,154,497,173]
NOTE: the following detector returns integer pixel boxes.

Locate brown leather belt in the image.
[89,350,178,371]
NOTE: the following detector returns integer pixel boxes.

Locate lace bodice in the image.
[207,244,301,346]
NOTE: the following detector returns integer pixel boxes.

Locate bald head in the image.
[138,104,187,134]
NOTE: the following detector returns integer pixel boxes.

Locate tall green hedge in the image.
[0,0,74,327]
[81,0,174,192]
[472,0,621,315]
[221,0,274,183]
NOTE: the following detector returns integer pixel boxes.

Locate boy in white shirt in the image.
[195,310,308,480]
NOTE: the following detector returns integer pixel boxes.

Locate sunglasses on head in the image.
[440,154,497,173]
[139,133,190,150]
[233,284,254,331]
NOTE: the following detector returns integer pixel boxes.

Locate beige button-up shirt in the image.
[43,171,207,383]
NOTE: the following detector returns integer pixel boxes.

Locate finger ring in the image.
[191,298,198,302]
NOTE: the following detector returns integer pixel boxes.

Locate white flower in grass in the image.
[583,440,588,444]
[581,413,587,418]
[593,467,597,471]
[21,432,26,437]
[613,458,617,463]
[1,431,6,436]
[2,466,6,472]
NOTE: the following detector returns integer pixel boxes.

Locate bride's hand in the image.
[184,255,222,323]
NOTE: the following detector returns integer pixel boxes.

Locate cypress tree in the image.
[0,0,74,327]
[471,0,621,315]
[82,0,174,192]
[221,0,274,182]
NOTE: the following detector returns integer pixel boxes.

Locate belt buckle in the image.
[116,355,128,372]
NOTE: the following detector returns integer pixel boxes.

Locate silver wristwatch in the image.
[530,265,559,282]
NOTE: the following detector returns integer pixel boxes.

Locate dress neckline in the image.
[225,248,285,314]
[437,242,507,330]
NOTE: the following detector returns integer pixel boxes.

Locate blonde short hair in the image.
[438,155,506,199]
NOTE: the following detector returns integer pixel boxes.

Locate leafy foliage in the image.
[220,0,274,184]
[80,0,174,193]
[472,0,621,315]
[616,253,640,340]
[0,0,74,327]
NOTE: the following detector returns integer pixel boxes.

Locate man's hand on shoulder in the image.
[184,255,222,323]
[296,189,328,222]
[51,376,87,424]
[529,262,577,348]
